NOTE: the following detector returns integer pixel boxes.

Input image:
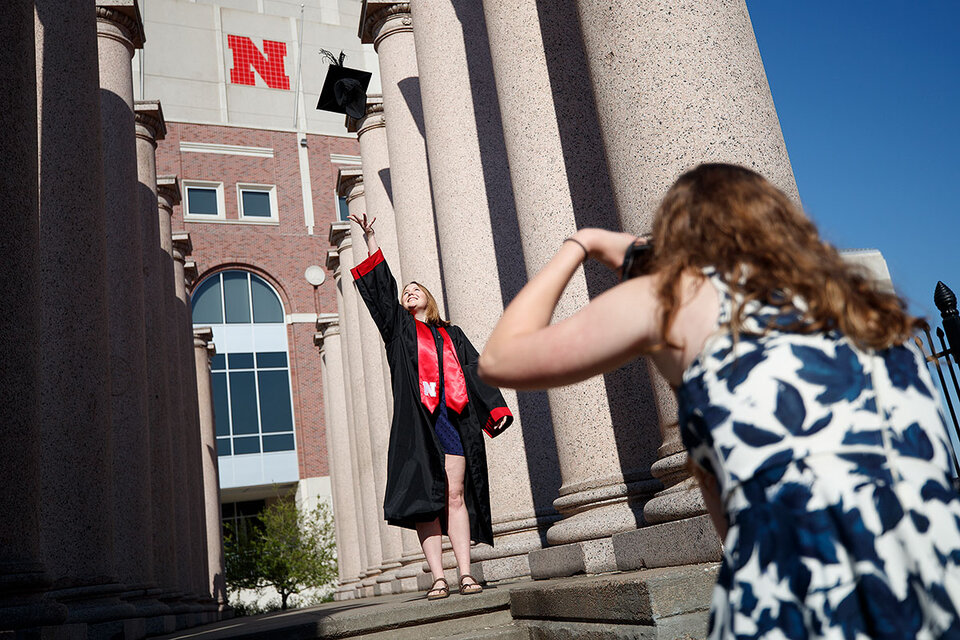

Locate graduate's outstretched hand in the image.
[348,213,376,236]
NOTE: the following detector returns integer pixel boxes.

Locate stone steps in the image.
[152,565,718,640]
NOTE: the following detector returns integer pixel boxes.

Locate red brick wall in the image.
[156,121,360,480]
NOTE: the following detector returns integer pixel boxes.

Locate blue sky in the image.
[746,1,959,321]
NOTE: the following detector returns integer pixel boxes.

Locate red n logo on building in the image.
[227,35,290,90]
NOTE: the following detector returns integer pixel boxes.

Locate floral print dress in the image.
[678,270,960,639]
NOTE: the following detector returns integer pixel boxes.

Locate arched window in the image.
[192,271,296,460]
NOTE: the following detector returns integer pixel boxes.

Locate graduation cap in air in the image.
[316,49,372,120]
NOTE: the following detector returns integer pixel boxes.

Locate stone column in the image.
[330,221,383,595]
[481,0,663,576]
[0,1,67,627]
[35,0,138,627]
[569,0,797,567]
[193,328,226,608]
[346,100,426,592]
[172,233,213,606]
[360,3,446,315]
[409,0,557,581]
[338,171,404,592]
[96,5,160,618]
[157,177,201,614]
[314,316,364,600]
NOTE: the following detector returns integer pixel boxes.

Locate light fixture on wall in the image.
[299,137,308,147]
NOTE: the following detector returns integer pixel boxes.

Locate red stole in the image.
[415,320,468,414]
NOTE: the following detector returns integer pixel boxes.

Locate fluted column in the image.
[360,3,446,315]
[314,316,364,600]
[172,233,212,605]
[193,328,226,608]
[0,1,67,627]
[481,0,663,576]
[330,222,383,595]
[409,0,556,580]
[326,249,370,595]
[338,171,404,592]
[156,177,199,613]
[571,0,797,566]
[35,0,138,625]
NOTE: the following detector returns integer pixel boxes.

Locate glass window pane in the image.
[211,353,226,371]
[187,187,219,215]
[216,438,231,456]
[212,372,230,437]
[228,352,254,369]
[229,371,259,435]
[337,196,349,221]
[238,500,265,516]
[256,352,287,368]
[191,275,223,324]
[232,436,260,455]
[223,271,251,324]
[241,190,272,217]
[263,434,295,452]
[251,276,284,323]
[258,370,293,432]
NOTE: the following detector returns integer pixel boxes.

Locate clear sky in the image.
[745,1,960,322]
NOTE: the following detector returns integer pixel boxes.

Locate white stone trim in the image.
[180,141,275,157]
[184,218,279,226]
[286,313,318,324]
[330,153,362,166]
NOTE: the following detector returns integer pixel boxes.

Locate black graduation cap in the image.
[316,50,371,120]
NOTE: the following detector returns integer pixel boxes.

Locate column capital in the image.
[328,220,352,251]
[360,2,411,48]
[326,249,341,279]
[96,3,145,50]
[346,95,385,136]
[184,260,199,289]
[157,175,181,212]
[171,232,192,264]
[314,313,341,353]
[192,326,215,353]
[337,168,364,202]
[134,100,166,146]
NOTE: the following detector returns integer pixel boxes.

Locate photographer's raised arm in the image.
[478,228,662,390]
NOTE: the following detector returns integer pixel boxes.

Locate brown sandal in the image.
[427,577,449,600]
[458,574,483,595]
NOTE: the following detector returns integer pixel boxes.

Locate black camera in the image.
[620,239,654,281]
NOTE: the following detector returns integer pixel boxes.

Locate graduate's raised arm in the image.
[349,214,403,343]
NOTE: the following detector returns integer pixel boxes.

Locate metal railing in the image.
[915,281,960,479]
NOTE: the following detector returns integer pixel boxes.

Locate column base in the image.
[613,514,722,570]
[0,565,68,630]
[546,477,659,546]
[527,537,617,580]
[47,581,139,627]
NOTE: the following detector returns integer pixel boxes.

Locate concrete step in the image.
[437,621,530,640]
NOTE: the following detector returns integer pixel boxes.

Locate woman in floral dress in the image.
[480,163,960,638]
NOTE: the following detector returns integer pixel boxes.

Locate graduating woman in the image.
[479,164,960,638]
[348,213,513,600]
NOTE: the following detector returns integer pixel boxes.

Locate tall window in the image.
[192,271,295,458]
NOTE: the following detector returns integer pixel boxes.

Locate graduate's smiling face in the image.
[402,283,427,314]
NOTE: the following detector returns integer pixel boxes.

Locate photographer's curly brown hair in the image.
[648,163,923,351]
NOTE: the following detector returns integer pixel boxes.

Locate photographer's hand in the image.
[573,228,641,272]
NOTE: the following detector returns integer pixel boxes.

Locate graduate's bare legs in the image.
[416,518,446,593]
[445,454,480,592]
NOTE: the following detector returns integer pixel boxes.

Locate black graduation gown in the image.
[351,249,513,546]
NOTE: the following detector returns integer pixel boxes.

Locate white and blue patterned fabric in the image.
[678,269,960,639]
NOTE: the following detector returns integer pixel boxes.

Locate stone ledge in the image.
[612,515,722,571]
